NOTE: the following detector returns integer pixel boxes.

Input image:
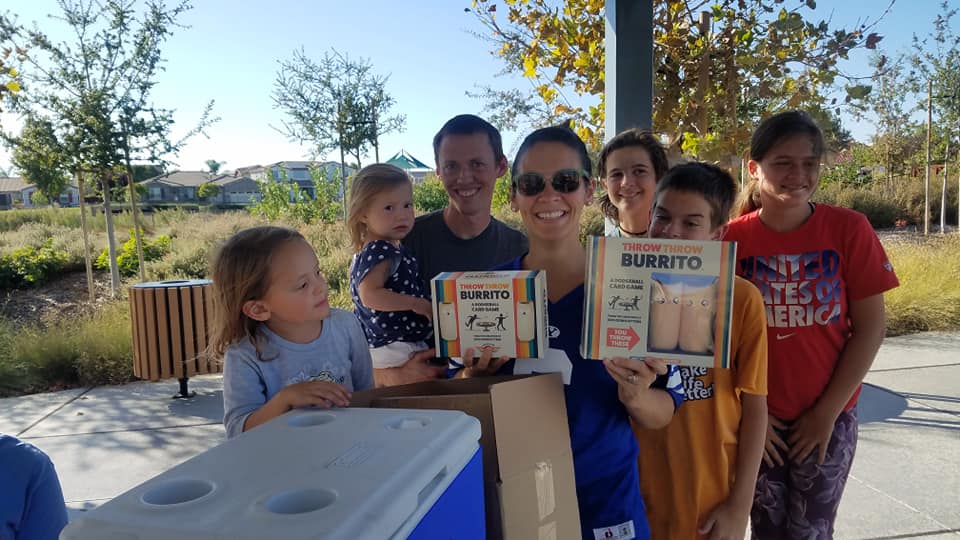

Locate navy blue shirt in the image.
[349,240,432,347]
[453,256,685,540]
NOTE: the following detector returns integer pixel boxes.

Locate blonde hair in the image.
[346,163,413,252]
[207,226,305,359]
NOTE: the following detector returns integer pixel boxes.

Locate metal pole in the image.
[924,80,932,235]
[604,0,654,137]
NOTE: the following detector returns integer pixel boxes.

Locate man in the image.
[374,114,528,387]
[404,114,528,284]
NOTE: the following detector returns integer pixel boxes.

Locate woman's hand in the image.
[458,347,511,379]
[602,356,666,405]
[762,414,790,467]
[278,381,352,409]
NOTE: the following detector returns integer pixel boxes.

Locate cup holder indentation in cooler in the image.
[264,488,337,515]
[141,478,215,506]
[288,412,336,427]
[385,415,432,430]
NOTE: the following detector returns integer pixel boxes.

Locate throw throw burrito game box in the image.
[60,408,484,540]
[582,236,737,368]
[431,270,548,359]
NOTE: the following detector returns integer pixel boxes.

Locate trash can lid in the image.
[131,279,212,289]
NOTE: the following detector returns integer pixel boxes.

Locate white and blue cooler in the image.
[60,408,484,539]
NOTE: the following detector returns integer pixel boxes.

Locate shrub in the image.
[95,231,172,277]
[0,239,68,288]
[413,176,448,213]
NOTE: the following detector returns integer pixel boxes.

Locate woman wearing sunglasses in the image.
[458,124,684,540]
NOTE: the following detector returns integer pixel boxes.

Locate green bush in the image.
[817,185,900,228]
[413,176,448,213]
[95,231,172,277]
[0,239,68,288]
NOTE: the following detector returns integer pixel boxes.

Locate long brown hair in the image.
[596,128,669,223]
[208,226,305,359]
[735,110,825,217]
[346,163,413,252]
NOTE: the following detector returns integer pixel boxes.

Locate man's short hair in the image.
[432,114,505,164]
[655,162,738,229]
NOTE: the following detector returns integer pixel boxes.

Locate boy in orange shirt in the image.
[636,162,768,540]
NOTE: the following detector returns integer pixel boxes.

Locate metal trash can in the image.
[129,279,220,397]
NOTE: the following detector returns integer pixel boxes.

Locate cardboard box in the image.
[582,236,737,368]
[351,373,581,540]
[431,270,548,359]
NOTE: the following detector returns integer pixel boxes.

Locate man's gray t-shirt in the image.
[222,309,374,438]
[402,210,528,288]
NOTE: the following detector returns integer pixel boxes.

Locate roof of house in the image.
[386,150,431,170]
[141,171,230,187]
[0,177,30,192]
[214,175,257,188]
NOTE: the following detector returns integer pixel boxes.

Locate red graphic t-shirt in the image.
[725,204,899,420]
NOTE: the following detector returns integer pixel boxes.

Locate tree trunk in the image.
[102,173,121,296]
[76,171,95,303]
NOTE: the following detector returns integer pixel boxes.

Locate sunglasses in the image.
[513,169,588,196]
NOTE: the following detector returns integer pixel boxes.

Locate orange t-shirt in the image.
[636,277,768,540]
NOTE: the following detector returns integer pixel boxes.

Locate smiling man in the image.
[403,114,528,288]
[372,115,528,388]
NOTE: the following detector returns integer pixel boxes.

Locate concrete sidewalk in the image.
[2,333,958,539]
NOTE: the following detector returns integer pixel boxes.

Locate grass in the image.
[883,234,960,336]
[0,300,134,397]
[0,207,958,395]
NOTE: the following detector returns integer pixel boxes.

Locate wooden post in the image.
[102,172,121,296]
[76,171,95,303]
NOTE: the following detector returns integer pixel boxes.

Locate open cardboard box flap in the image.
[350,373,580,539]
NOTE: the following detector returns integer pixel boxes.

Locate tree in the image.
[413,175,449,213]
[197,181,219,203]
[467,0,889,161]
[272,48,405,171]
[852,53,917,193]
[10,114,68,204]
[910,1,960,231]
[0,13,24,115]
[205,159,224,174]
[1,0,215,293]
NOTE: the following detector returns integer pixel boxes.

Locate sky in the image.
[0,0,951,175]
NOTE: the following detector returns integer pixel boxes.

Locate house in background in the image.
[139,171,224,204]
[0,176,80,209]
[234,161,357,201]
[139,170,264,206]
[385,150,433,183]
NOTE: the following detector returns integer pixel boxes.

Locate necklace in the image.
[618,224,647,237]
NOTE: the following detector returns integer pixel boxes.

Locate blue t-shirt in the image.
[455,256,685,540]
[349,240,432,348]
[0,435,68,540]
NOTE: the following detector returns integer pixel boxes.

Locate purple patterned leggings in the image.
[750,408,858,540]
